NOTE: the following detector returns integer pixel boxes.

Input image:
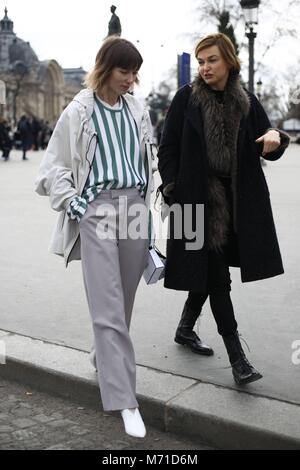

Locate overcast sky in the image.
[2,0,300,98]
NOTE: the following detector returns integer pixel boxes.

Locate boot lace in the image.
[238,332,251,354]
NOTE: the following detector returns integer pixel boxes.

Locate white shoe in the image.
[121,408,146,438]
[89,349,97,372]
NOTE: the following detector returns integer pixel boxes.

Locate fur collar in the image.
[191,71,250,118]
[191,72,250,178]
[190,72,250,251]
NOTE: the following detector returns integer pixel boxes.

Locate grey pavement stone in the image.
[33,414,56,423]
[18,403,33,409]
[47,419,77,428]
[8,394,19,402]
[46,444,73,450]
[0,425,14,433]
[12,429,38,440]
[49,412,64,420]
[30,407,46,414]
[12,418,37,429]
[40,429,73,443]
[13,407,34,417]
[68,425,92,436]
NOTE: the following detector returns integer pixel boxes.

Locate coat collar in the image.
[72,88,144,127]
[191,71,250,118]
[177,84,204,141]
[185,90,204,139]
[186,72,250,139]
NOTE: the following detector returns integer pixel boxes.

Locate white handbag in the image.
[143,247,166,285]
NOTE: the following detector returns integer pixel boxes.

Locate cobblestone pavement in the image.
[0,377,211,450]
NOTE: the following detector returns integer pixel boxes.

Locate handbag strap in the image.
[153,245,166,260]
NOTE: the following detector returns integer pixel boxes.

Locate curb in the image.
[0,330,299,449]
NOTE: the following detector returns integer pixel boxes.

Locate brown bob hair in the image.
[195,33,241,74]
[84,37,143,91]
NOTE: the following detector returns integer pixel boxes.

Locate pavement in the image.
[0,145,300,450]
[0,376,211,450]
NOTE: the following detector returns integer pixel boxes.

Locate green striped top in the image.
[67,94,146,222]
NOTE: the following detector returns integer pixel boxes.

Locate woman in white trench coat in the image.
[35,37,156,438]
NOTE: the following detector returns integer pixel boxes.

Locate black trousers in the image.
[186,248,238,336]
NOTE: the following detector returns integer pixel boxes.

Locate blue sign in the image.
[178,52,191,88]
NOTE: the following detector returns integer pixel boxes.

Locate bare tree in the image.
[194,0,241,26]
[192,0,241,43]
[254,0,299,75]
[284,67,300,120]
[192,0,299,68]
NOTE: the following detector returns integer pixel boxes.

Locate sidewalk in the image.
[0,375,209,451]
[0,147,300,449]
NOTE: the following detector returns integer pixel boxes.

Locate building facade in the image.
[0,8,85,126]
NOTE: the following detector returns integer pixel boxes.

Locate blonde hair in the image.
[195,33,241,74]
[84,37,143,92]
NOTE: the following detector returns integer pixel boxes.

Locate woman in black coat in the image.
[158,33,290,385]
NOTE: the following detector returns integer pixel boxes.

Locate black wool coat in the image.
[158,84,289,292]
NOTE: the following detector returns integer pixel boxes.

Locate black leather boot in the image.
[174,302,214,356]
[222,332,262,385]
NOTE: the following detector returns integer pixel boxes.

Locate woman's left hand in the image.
[255,130,281,156]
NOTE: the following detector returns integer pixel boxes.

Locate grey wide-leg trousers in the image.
[79,188,148,411]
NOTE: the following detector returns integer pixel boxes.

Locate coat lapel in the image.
[185,101,209,173]
[186,100,204,138]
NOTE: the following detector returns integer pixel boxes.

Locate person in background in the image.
[40,120,52,150]
[0,117,12,161]
[31,116,42,151]
[17,115,33,160]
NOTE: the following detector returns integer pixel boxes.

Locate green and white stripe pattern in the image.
[67,95,146,222]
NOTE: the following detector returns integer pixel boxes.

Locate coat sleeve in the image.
[158,86,190,195]
[143,108,154,141]
[34,104,80,212]
[250,93,290,162]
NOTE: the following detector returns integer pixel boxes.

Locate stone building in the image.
[0,7,86,126]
